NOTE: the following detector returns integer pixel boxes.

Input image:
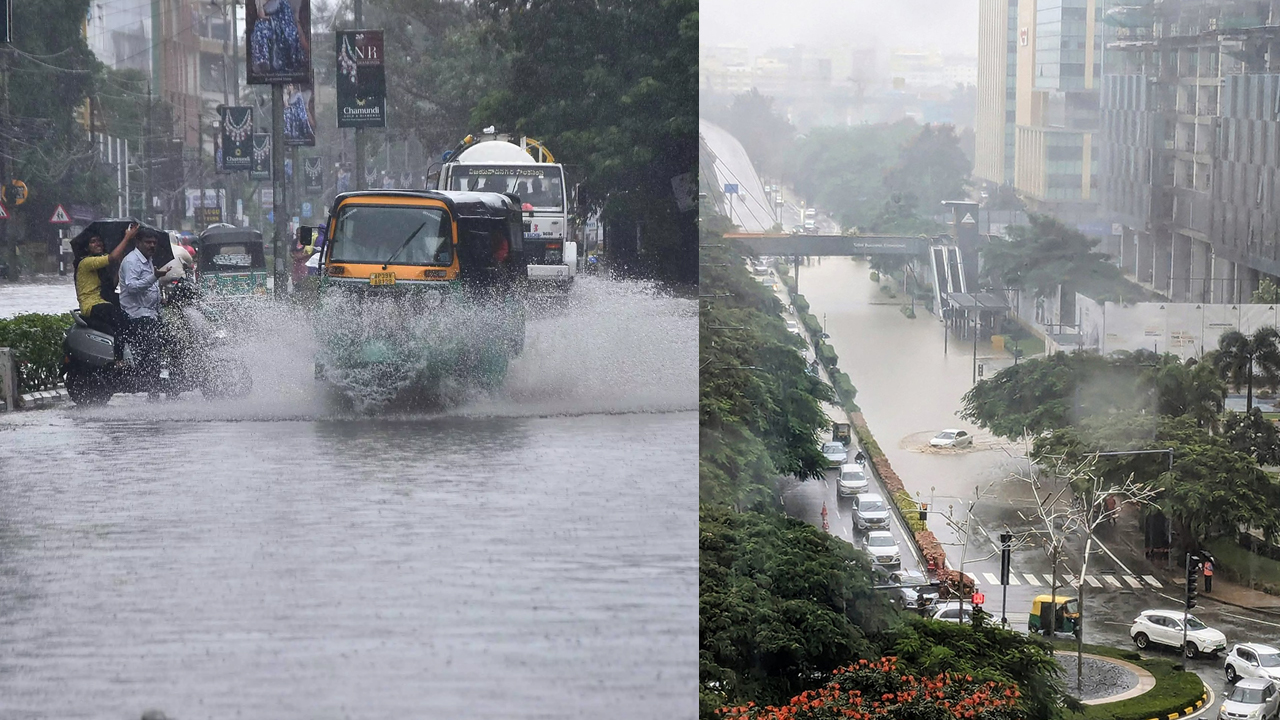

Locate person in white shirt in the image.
[118,230,169,395]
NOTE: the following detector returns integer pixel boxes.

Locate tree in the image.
[961,351,1225,440]
[1223,408,1280,466]
[703,89,795,182]
[1142,356,1225,431]
[474,0,698,285]
[716,656,1029,720]
[2,0,113,275]
[882,124,971,213]
[1033,414,1280,547]
[1214,327,1280,412]
[700,506,890,716]
[979,214,1144,301]
[1254,278,1280,304]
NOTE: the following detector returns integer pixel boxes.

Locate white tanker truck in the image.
[437,131,578,297]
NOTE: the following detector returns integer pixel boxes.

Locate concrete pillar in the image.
[1192,240,1212,303]
[1123,227,1139,277]
[1153,231,1173,295]
[1137,231,1153,284]
[0,347,15,412]
[1172,233,1193,302]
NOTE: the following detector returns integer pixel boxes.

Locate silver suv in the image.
[854,492,890,532]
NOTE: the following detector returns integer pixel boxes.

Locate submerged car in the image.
[1130,609,1227,658]
[863,530,901,567]
[822,442,848,468]
[1219,677,1280,720]
[1226,644,1280,684]
[930,429,973,448]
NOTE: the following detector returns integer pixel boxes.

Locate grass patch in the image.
[1001,332,1045,359]
[1053,641,1205,720]
[1206,536,1280,595]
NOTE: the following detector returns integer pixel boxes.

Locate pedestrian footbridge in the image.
[724,233,928,257]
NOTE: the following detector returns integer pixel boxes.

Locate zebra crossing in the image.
[978,571,1164,590]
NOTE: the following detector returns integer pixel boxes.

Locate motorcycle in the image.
[61,277,253,405]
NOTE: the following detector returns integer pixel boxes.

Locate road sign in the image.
[49,204,71,224]
[6,180,27,206]
[723,183,738,195]
[960,212,976,225]
[0,203,10,220]
[302,202,312,218]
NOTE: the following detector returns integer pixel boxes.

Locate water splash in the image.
[56,276,696,422]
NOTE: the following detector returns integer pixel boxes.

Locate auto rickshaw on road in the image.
[1028,594,1081,637]
[832,422,852,446]
[313,189,528,409]
[195,224,268,297]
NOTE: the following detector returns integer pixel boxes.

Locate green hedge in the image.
[830,368,857,407]
[816,340,838,368]
[895,490,927,534]
[800,311,823,337]
[792,294,810,315]
[1056,641,1206,720]
[0,312,70,393]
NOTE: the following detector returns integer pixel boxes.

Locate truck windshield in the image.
[330,205,452,266]
[448,166,565,210]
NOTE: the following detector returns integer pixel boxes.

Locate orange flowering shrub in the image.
[716,657,1026,720]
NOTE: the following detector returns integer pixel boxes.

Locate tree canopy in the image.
[960,350,1223,440]
[979,214,1147,301]
[1034,413,1280,545]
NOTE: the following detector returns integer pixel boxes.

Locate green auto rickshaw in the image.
[1028,594,1081,637]
[195,224,269,297]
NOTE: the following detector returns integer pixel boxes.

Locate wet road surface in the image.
[0,277,697,719]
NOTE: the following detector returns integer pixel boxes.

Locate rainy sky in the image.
[699,0,979,57]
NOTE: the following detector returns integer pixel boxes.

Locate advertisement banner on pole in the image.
[251,133,271,180]
[283,81,316,146]
[245,0,312,85]
[336,30,386,128]
[221,106,254,170]
[304,156,323,192]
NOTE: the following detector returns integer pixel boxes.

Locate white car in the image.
[929,600,973,624]
[1227,644,1280,684]
[853,492,891,532]
[1219,677,1280,720]
[837,464,869,497]
[863,530,901,567]
[1130,609,1227,658]
[821,442,847,468]
[930,430,973,448]
[785,319,802,335]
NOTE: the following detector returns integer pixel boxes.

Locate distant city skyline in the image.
[700,0,979,58]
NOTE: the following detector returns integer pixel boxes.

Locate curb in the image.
[0,386,67,411]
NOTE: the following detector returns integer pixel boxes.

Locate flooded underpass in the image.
[0,276,697,719]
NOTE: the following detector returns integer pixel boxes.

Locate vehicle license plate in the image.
[369,272,396,286]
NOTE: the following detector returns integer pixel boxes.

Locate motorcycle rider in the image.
[74,223,138,361]
[119,229,170,396]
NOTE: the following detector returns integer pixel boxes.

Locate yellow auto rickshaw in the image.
[1028,594,1081,636]
[832,422,852,446]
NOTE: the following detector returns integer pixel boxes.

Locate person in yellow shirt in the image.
[75,222,138,360]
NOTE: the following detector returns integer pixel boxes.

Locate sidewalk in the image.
[1104,514,1280,617]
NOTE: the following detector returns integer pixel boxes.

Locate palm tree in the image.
[1144,357,1226,431]
[1214,327,1280,412]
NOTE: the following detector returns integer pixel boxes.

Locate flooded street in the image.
[0,277,697,719]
